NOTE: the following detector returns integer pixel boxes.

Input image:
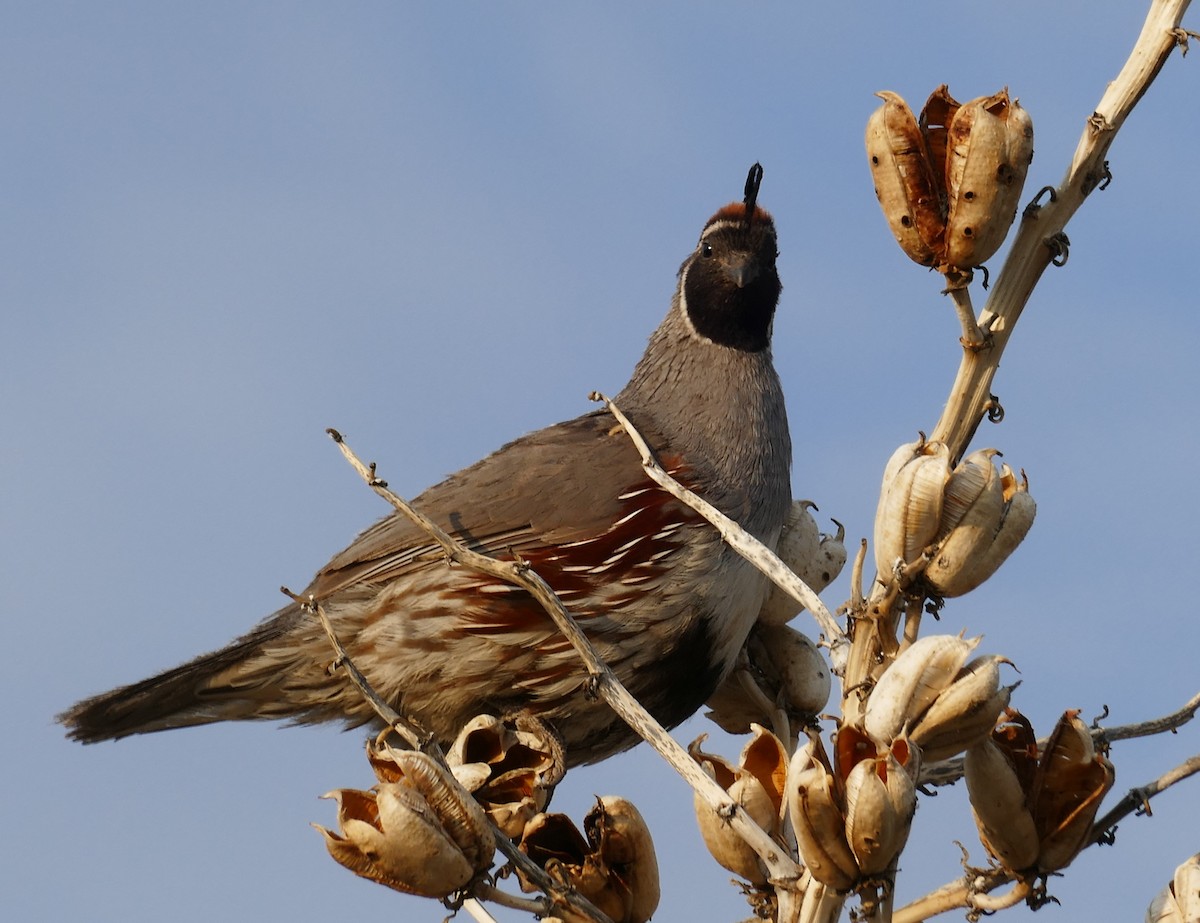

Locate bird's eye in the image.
[700,242,714,258]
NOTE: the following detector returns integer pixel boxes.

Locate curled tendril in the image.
[1046,232,1070,267]
[1023,185,1057,219]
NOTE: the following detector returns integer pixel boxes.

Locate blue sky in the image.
[5,3,1198,921]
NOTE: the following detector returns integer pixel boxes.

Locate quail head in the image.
[60,164,793,767]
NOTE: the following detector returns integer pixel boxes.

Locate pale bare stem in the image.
[590,392,851,673]
[325,427,805,896]
[969,878,1033,914]
[899,596,923,652]
[469,882,549,917]
[880,883,897,923]
[857,880,893,923]
[797,878,848,923]
[462,896,505,923]
[777,882,807,923]
[1089,753,1200,844]
[942,271,984,349]
[928,0,1194,462]
[892,869,1020,923]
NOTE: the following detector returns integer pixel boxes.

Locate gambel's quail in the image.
[60,165,793,766]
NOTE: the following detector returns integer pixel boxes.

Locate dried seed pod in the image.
[919,84,961,197]
[984,465,1038,575]
[694,771,774,885]
[705,623,832,733]
[866,91,945,266]
[689,726,788,884]
[1033,710,1115,872]
[965,709,1115,875]
[943,89,1034,269]
[520,812,613,920]
[317,784,477,897]
[934,449,1002,538]
[786,739,859,891]
[872,438,921,575]
[586,797,661,923]
[446,714,564,839]
[874,440,952,579]
[792,519,848,601]
[1172,853,1200,922]
[928,464,1036,597]
[315,747,495,897]
[843,751,916,876]
[758,500,824,625]
[862,634,979,744]
[1146,883,1187,923]
[521,799,660,923]
[758,515,846,625]
[908,654,1013,762]
[763,624,834,718]
[368,746,496,869]
[965,737,1039,871]
[778,499,821,568]
[924,450,1005,596]
[865,84,1032,273]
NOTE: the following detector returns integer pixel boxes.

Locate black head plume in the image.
[743,163,764,226]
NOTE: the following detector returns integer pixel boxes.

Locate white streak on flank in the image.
[612,535,646,555]
[611,506,647,528]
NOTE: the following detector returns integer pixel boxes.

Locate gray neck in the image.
[616,295,792,535]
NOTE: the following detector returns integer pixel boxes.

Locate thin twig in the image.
[590,392,850,672]
[893,869,1030,923]
[970,877,1033,914]
[1102,689,1200,742]
[1090,753,1200,843]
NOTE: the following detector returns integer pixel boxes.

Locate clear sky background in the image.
[5,3,1198,921]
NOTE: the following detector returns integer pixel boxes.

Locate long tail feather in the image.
[59,616,300,743]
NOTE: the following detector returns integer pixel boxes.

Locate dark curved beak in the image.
[724,254,759,288]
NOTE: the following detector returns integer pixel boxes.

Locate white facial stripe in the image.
[700,218,776,241]
[700,219,744,238]
[675,261,716,346]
